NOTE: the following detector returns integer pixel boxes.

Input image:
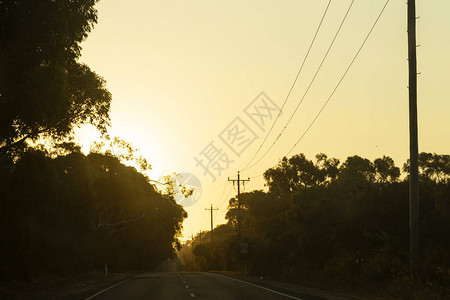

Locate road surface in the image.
[85,272,327,300]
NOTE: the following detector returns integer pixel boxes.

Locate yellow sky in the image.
[78,0,450,240]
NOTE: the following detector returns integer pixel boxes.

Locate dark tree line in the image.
[0,145,186,279]
[1,0,187,280]
[185,153,450,295]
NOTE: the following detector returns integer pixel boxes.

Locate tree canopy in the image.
[0,0,188,281]
[0,0,111,156]
[183,152,450,297]
[0,146,187,279]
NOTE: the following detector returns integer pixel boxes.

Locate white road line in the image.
[190,292,196,298]
[216,274,303,300]
[84,278,130,300]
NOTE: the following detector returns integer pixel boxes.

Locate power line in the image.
[240,0,332,172]
[285,0,391,157]
[217,183,234,209]
[200,209,207,231]
[242,0,355,172]
[228,172,250,240]
[250,173,264,179]
[213,181,228,208]
[205,204,219,242]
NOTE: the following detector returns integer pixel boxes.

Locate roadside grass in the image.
[0,272,136,300]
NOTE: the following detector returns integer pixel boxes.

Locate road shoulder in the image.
[0,272,138,300]
[211,271,367,300]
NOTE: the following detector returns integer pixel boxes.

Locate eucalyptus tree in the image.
[0,0,111,157]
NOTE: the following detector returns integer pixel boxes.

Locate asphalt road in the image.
[85,272,327,300]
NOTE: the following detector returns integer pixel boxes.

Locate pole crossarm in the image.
[205,204,218,242]
[228,171,250,240]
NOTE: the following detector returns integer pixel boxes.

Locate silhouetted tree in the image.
[0,0,111,157]
[0,148,187,279]
[184,152,450,296]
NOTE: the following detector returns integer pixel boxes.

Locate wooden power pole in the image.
[408,0,419,274]
[205,204,218,242]
[228,171,250,240]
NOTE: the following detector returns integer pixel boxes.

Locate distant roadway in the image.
[85,272,328,300]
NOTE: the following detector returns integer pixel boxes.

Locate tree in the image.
[374,156,400,183]
[315,153,340,183]
[403,152,450,184]
[338,155,376,193]
[181,152,450,297]
[90,136,151,173]
[264,153,340,199]
[0,147,187,278]
[0,0,111,157]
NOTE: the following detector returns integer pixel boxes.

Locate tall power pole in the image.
[228,171,250,240]
[205,204,218,242]
[408,0,419,274]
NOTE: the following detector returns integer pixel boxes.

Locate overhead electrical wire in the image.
[217,184,235,209]
[285,0,391,156]
[250,173,264,179]
[240,0,332,172]
[213,181,229,209]
[200,209,207,231]
[242,0,355,172]
[208,0,390,228]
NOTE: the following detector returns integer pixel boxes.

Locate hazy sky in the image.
[78,0,450,240]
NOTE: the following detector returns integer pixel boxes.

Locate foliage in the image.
[183,152,450,296]
[90,136,151,173]
[0,0,188,282]
[403,152,450,184]
[0,148,187,279]
[0,0,111,156]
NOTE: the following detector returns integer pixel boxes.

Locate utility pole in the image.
[228,171,250,240]
[408,0,419,275]
[205,204,218,242]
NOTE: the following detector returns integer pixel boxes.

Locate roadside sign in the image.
[240,242,248,254]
